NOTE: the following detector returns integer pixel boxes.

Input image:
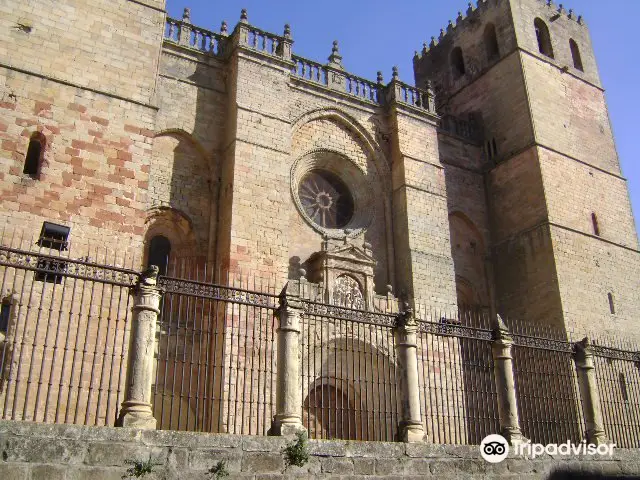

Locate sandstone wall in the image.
[1,421,640,479]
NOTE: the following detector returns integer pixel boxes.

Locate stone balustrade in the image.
[344,74,381,103]
[393,81,435,113]
[242,25,286,57]
[163,14,436,115]
[164,19,225,56]
[292,55,328,85]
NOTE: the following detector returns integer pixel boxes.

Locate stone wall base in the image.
[1,421,640,479]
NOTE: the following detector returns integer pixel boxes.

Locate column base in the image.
[501,426,528,446]
[586,428,608,446]
[269,414,306,436]
[116,400,157,430]
[399,421,427,443]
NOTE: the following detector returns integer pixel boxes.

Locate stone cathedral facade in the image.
[0,0,638,339]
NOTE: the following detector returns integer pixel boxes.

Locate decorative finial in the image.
[298,267,307,279]
[220,21,228,35]
[182,7,191,23]
[447,20,454,32]
[284,24,291,39]
[568,8,574,19]
[558,4,565,14]
[377,71,383,84]
[422,42,428,53]
[456,11,463,24]
[467,3,474,15]
[240,8,248,23]
[140,265,159,287]
[430,36,436,48]
[386,284,393,295]
[577,15,583,25]
[392,66,399,81]
[425,79,434,94]
[439,28,445,41]
[327,40,343,69]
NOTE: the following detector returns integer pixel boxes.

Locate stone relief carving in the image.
[332,275,364,310]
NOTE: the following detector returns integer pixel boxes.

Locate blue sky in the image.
[166,0,640,238]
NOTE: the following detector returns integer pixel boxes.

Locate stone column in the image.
[270,282,306,436]
[394,308,427,443]
[117,266,162,429]
[491,316,527,445]
[573,337,608,445]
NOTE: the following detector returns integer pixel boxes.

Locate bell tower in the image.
[414,0,640,335]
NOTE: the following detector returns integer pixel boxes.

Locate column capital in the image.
[573,337,595,368]
[133,265,161,313]
[491,314,513,344]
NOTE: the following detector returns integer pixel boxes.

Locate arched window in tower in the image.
[534,18,554,58]
[148,235,171,276]
[23,132,46,177]
[484,23,500,61]
[569,39,584,71]
[450,47,466,78]
[591,212,600,236]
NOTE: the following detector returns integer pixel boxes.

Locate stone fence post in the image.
[270,281,306,436]
[491,316,527,445]
[573,337,608,445]
[117,266,162,429]
[394,308,427,443]
[178,8,192,47]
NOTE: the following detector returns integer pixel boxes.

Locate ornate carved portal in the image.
[303,236,376,310]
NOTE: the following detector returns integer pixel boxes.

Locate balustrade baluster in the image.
[252,32,258,48]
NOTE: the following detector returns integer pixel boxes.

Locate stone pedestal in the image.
[394,308,427,443]
[491,317,527,445]
[117,266,162,429]
[574,338,608,445]
[270,282,306,436]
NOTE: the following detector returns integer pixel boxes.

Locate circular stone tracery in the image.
[299,170,354,229]
[290,149,374,238]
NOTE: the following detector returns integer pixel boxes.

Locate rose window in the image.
[298,170,354,229]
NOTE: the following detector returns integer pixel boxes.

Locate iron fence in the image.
[154,264,278,435]
[509,320,585,445]
[0,233,138,427]
[300,300,399,441]
[415,308,500,445]
[0,229,638,446]
[592,337,640,448]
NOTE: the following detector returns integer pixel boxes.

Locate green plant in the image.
[206,460,230,479]
[282,431,309,468]
[122,455,161,479]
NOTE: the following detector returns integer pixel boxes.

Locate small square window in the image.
[36,222,70,251]
[35,222,70,284]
